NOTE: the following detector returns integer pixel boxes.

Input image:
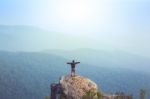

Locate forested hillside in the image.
[0,51,149,99]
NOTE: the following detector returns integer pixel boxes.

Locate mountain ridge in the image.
[0,25,94,51]
[43,49,150,74]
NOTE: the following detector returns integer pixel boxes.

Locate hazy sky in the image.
[0,0,150,57]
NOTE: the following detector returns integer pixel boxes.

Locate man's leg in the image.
[72,68,75,76]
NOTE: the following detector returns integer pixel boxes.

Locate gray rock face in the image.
[59,75,98,99]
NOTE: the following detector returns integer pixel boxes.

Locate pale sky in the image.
[0,0,150,57]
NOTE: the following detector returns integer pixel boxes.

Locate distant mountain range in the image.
[0,25,93,51]
[43,48,150,74]
[0,51,149,99]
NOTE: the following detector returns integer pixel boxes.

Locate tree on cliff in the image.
[140,89,147,99]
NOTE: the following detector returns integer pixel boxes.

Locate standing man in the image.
[67,60,80,77]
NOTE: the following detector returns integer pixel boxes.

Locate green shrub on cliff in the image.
[82,88,102,99]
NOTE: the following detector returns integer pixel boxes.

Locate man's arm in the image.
[75,62,80,64]
[67,62,72,64]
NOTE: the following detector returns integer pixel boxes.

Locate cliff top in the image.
[59,75,98,99]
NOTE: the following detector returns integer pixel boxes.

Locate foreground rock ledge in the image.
[59,75,98,99]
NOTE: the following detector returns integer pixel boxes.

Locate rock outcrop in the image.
[50,74,133,99]
[59,75,98,99]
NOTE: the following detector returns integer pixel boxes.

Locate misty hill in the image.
[0,25,91,51]
[0,51,149,99]
[0,51,69,99]
[43,48,150,73]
